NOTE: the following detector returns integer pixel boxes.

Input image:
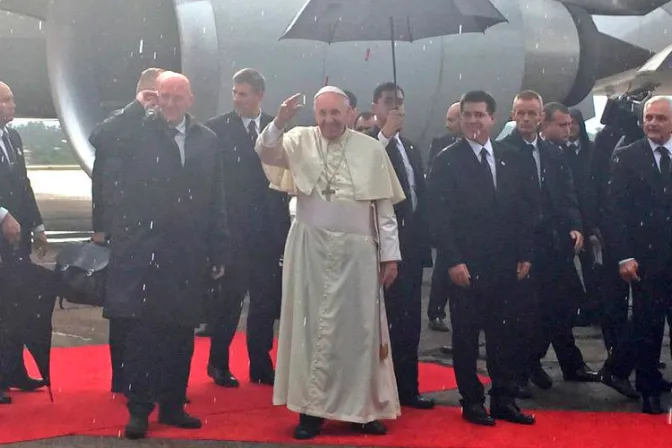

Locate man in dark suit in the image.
[89,67,164,394]
[100,72,229,439]
[605,96,672,414]
[0,81,48,399]
[205,69,289,388]
[501,95,597,396]
[368,82,434,409]
[565,109,600,325]
[428,90,535,426]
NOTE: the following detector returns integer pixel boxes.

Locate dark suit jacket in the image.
[605,138,672,278]
[0,127,43,257]
[90,109,123,234]
[205,111,290,261]
[500,129,582,254]
[428,138,535,282]
[564,139,598,233]
[101,101,230,326]
[428,133,458,170]
[368,127,432,267]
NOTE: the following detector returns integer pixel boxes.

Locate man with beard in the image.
[100,72,229,439]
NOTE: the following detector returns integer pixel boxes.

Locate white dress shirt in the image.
[241,112,262,136]
[377,131,417,210]
[525,136,542,186]
[173,117,187,166]
[466,138,496,188]
[0,126,15,166]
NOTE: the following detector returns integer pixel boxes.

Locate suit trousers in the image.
[599,264,635,379]
[448,276,519,404]
[630,270,671,396]
[208,246,281,377]
[427,256,449,321]
[108,317,133,392]
[124,319,194,416]
[529,233,585,375]
[384,258,423,400]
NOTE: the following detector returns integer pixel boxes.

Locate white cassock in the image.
[256,122,405,423]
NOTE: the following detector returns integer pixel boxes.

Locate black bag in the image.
[54,241,110,307]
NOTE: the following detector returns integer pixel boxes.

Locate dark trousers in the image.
[108,317,133,392]
[600,264,635,379]
[577,249,602,322]
[448,276,519,404]
[427,256,449,321]
[629,270,672,396]
[384,258,423,400]
[528,236,585,376]
[124,319,194,416]
[208,247,281,377]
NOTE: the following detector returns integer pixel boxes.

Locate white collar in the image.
[241,112,262,128]
[648,137,672,155]
[173,117,187,135]
[466,138,493,158]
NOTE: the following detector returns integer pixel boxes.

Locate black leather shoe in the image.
[563,365,600,382]
[124,415,149,439]
[207,365,239,388]
[530,365,553,390]
[513,382,533,399]
[251,371,275,386]
[3,377,46,392]
[294,414,324,440]
[351,420,387,435]
[158,410,202,429]
[490,400,535,425]
[428,318,450,332]
[600,372,640,400]
[0,393,11,405]
[461,402,495,426]
[642,396,663,415]
[400,395,435,409]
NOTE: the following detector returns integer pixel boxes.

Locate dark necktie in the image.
[2,131,17,167]
[248,120,258,142]
[480,148,495,190]
[657,147,670,183]
[524,144,540,187]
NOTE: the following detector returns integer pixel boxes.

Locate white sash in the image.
[295,193,374,237]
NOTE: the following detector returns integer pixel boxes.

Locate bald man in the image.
[427,102,461,168]
[99,72,229,438]
[605,96,672,415]
[0,81,48,400]
[256,86,403,439]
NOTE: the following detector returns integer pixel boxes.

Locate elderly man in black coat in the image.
[100,71,229,439]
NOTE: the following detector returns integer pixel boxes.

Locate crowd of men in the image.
[0,65,671,441]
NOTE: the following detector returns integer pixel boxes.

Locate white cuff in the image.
[0,207,7,223]
[34,224,46,233]
[262,121,284,145]
[619,258,635,265]
[377,130,391,148]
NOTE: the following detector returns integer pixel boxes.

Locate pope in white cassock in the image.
[255,87,405,440]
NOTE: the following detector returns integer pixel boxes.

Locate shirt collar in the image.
[466,138,493,159]
[648,138,672,156]
[241,112,262,130]
[174,117,187,135]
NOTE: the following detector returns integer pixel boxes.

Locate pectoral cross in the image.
[322,184,336,201]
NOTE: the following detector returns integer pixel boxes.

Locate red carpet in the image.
[0,334,669,447]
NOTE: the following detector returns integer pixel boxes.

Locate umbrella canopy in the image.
[280,0,507,44]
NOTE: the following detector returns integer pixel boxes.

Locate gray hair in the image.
[644,95,672,111]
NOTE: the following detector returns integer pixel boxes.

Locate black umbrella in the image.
[280,0,508,94]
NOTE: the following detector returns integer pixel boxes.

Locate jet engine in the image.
[0,0,655,174]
